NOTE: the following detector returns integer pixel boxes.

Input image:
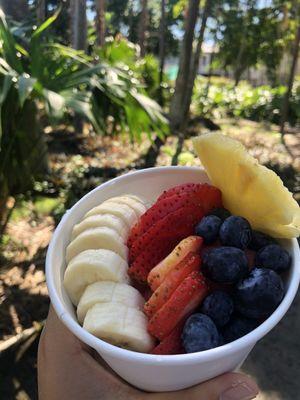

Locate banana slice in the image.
[83,303,155,353]
[64,249,129,305]
[84,202,138,228]
[103,196,147,217]
[77,281,145,323]
[66,227,128,263]
[71,214,128,241]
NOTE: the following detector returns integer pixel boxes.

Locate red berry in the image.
[129,205,204,262]
[147,236,203,291]
[128,238,180,283]
[148,271,209,340]
[145,252,201,318]
[128,183,222,248]
[157,183,201,202]
[151,322,185,355]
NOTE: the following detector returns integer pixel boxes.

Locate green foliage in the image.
[0,11,168,206]
[215,0,298,85]
[98,37,171,101]
[193,77,300,125]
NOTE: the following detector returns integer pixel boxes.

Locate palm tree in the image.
[95,0,105,47]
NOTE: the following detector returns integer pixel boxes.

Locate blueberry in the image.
[220,216,252,249]
[255,244,291,273]
[249,230,276,250]
[201,291,234,327]
[195,215,222,244]
[235,268,284,319]
[209,207,231,221]
[202,246,248,284]
[222,316,259,343]
[182,313,221,353]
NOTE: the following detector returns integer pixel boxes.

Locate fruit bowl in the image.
[46,166,300,392]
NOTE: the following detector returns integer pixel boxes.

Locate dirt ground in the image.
[0,118,299,399]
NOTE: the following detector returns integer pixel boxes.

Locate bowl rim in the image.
[46,166,300,365]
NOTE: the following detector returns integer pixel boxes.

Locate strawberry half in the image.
[157,183,200,202]
[157,183,222,214]
[144,252,201,318]
[148,271,209,340]
[148,236,203,291]
[151,322,185,355]
[128,183,222,247]
[129,205,204,262]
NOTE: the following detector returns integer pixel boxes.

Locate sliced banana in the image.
[77,281,145,323]
[71,214,128,241]
[66,227,128,263]
[64,249,129,305]
[103,196,147,217]
[83,303,155,353]
[84,202,138,228]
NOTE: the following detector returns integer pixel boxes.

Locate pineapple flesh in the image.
[193,132,300,239]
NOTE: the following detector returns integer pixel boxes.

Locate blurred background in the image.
[0,0,299,399]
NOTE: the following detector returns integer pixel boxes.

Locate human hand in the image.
[38,306,259,400]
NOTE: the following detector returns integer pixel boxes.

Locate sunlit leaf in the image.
[18,75,36,107]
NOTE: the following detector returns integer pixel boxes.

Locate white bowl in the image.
[46,166,300,392]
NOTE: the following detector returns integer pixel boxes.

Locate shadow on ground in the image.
[0,332,40,400]
[241,289,300,399]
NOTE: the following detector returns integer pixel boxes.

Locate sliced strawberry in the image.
[128,194,193,247]
[157,183,200,202]
[148,236,203,291]
[132,282,153,301]
[129,205,204,262]
[128,184,222,247]
[151,322,185,355]
[128,238,180,283]
[148,271,209,340]
[157,183,222,214]
[144,252,201,318]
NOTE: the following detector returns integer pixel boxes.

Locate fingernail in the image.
[220,380,259,400]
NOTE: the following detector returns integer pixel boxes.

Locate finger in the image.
[40,305,140,394]
[149,372,259,400]
[44,305,92,353]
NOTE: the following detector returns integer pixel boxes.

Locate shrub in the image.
[193,76,300,126]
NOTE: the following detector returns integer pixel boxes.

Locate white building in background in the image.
[166,43,300,86]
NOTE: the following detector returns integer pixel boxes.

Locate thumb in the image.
[150,372,259,400]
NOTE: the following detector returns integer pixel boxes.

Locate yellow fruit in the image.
[193,132,300,238]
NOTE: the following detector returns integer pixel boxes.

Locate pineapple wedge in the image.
[193,132,300,238]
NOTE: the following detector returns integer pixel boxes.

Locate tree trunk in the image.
[0,0,28,21]
[233,0,255,87]
[234,66,244,86]
[158,0,166,105]
[95,0,105,47]
[70,0,87,51]
[280,23,300,139]
[181,0,210,129]
[36,0,46,24]
[204,26,218,99]
[138,0,148,57]
[169,0,200,132]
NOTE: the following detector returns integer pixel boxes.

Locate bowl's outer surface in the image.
[46,166,300,392]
